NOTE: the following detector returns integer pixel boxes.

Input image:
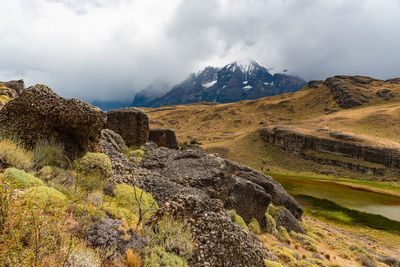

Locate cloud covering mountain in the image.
[0,0,399,102]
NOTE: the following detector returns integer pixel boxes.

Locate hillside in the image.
[142,75,400,181]
[131,61,306,107]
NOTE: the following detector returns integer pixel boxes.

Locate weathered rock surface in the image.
[99,131,299,266]
[106,107,149,147]
[149,128,179,149]
[0,80,25,94]
[260,127,400,171]
[0,84,106,157]
[269,206,304,233]
[85,215,146,254]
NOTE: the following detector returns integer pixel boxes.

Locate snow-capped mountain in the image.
[131,61,306,107]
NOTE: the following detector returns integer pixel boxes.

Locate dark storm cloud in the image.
[0,0,399,102]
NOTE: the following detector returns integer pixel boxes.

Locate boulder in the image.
[106,107,149,147]
[0,85,106,157]
[0,80,25,94]
[149,128,179,149]
[268,206,304,233]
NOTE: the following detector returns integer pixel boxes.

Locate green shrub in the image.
[4,168,44,188]
[144,246,188,267]
[264,260,284,267]
[0,139,33,170]
[77,152,112,178]
[101,201,138,225]
[151,215,195,258]
[264,212,277,234]
[24,186,67,211]
[290,231,318,252]
[227,210,248,231]
[79,174,105,192]
[271,246,296,265]
[124,148,145,164]
[36,166,73,186]
[267,204,284,218]
[248,218,261,234]
[33,139,66,168]
[112,184,158,222]
[276,226,291,243]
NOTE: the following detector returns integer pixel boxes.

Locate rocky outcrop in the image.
[149,128,179,149]
[260,127,400,170]
[0,80,25,94]
[0,85,106,157]
[106,107,149,147]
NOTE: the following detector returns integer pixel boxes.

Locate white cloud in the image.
[0,0,399,101]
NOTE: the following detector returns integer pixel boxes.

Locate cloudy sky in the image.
[1,0,400,102]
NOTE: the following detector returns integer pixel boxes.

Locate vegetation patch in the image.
[263,212,277,234]
[4,167,44,188]
[0,138,33,170]
[227,209,248,231]
[143,246,188,267]
[248,218,261,234]
[24,186,67,211]
[77,152,112,178]
[33,139,66,168]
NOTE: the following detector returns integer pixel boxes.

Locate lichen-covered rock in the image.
[0,85,107,157]
[0,80,25,94]
[149,128,179,149]
[106,107,149,147]
[85,215,146,254]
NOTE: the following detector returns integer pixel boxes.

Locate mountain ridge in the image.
[132,61,307,107]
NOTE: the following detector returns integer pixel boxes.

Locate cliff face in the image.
[259,127,400,175]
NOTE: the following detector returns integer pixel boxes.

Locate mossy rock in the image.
[264,260,284,267]
[0,139,33,170]
[264,212,277,234]
[77,152,112,178]
[267,204,285,217]
[126,149,145,164]
[24,186,67,210]
[4,168,44,188]
[227,209,248,231]
[0,95,9,103]
[144,246,188,267]
[112,184,158,222]
[248,218,261,234]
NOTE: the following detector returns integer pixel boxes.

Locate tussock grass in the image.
[0,138,33,170]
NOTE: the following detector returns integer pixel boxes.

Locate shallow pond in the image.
[273,176,400,222]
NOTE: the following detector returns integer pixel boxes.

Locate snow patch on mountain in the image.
[202,80,217,88]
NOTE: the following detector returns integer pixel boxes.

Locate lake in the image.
[273,176,400,222]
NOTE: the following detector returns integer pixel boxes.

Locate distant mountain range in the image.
[131,61,307,108]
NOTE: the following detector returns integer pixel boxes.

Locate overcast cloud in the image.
[0,0,399,102]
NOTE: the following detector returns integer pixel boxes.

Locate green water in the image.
[274,177,400,222]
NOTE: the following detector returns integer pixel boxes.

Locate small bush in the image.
[33,139,66,168]
[24,186,67,211]
[271,246,296,265]
[113,184,158,222]
[78,152,112,178]
[4,168,44,188]
[227,210,248,231]
[264,260,284,267]
[264,212,277,234]
[101,201,139,225]
[36,166,74,186]
[0,139,33,170]
[65,242,102,267]
[124,148,145,164]
[276,226,291,243]
[144,246,188,267]
[248,218,261,234]
[151,215,195,258]
[290,231,318,252]
[79,173,105,192]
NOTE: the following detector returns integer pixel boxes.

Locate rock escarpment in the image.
[100,130,302,266]
[106,107,149,147]
[260,127,400,174]
[0,84,106,157]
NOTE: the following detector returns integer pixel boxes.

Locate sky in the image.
[1,0,400,102]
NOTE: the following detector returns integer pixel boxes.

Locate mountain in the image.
[131,61,307,107]
[131,78,172,107]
